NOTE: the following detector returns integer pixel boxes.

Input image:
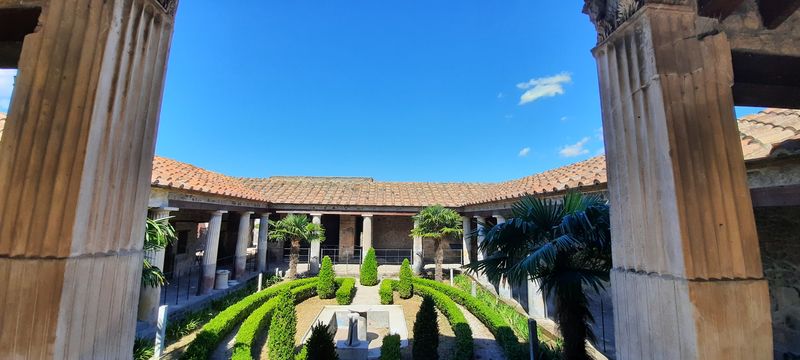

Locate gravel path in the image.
[351,279,380,304]
[456,303,506,360]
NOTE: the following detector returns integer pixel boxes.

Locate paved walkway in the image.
[456,303,506,360]
[351,279,381,305]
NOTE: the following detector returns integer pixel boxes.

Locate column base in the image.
[201,263,217,294]
[234,256,246,279]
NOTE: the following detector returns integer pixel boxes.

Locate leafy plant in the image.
[411,205,463,281]
[142,217,177,287]
[412,295,440,360]
[453,275,529,341]
[318,256,336,299]
[466,192,610,360]
[335,278,356,305]
[304,322,339,360]
[133,338,154,360]
[269,214,326,279]
[379,334,401,360]
[379,279,394,305]
[360,248,378,286]
[397,258,413,299]
[268,290,297,360]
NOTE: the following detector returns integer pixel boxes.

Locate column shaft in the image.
[494,215,512,300]
[234,211,253,279]
[412,219,423,274]
[461,216,472,266]
[257,213,270,273]
[201,211,226,294]
[309,214,322,273]
[138,207,178,324]
[361,215,373,262]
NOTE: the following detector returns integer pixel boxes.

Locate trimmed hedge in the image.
[267,290,297,360]
[304,322,339,360]
[379,334,401,360]
[397,259,413,299]
[412,283,473,360]
[360,248,378,286]
[335,277,356,305]
[379,279,395,305]
[230,281,319,360]
[413,278,525,360]
[318,256,336,299]
[181,277,317,360]
[453,275,530,341]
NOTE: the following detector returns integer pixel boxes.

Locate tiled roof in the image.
[739,108,800,160]
[151,156,268,202]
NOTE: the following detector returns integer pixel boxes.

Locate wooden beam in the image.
[732,51,800,108]
[757,0,800,29]
[751,185,800,207]
[697,0,746,19]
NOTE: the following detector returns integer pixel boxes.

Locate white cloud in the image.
[0,69,17,113]
[560,116,569,122]
[497,92,504,99]
[559,137,590,157]
[516,72,572,105]
[595,127,604,141]
[518,147,531,157]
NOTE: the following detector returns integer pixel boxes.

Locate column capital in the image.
[361,213,373,218]
[211,210,228,216]
[259,212,272,217]
[151,206,179,213]
[309,212,323,217]
[474,215,485,221]
[240,211,254,216]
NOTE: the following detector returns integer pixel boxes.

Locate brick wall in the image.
[373,216,413,249]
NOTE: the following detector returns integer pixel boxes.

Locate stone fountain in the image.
[302,305,408,360]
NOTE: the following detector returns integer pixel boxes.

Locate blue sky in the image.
[0,1,762,183]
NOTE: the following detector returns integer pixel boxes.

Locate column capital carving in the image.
[583,0,693,43]
[309,212,323,217]
[211,210,228,216]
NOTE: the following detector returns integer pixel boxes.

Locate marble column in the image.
[361,214,373,262]
[309,213,322,273]
[138,207,178,325]
[474,216,486,262]
[494,215,513,299]
[257,213,271,273]
[201,211,226,294]
[461,216,472,266]
[412,219,423,274]
[234,211,254,279]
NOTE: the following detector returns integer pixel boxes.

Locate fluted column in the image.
[461,216,472,266]
[201,210,226,294]
[474,216,486,262]
[412,219,423,274]
[234,211,253,279]
[592,4,771,358]
[257,213,271,273]
[493,214,512,299]
[309,213,322,273]
[361,214,373,262]
[138,207,178,324]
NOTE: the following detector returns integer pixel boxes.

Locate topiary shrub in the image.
[379,334,401,360]
[335,278,356,305]
[412,296,440,360]
[379,279,394,305]
[304,322,339,360]
[318,256,336,299]
[267,290,297,360]
[360,248,379,286]
[413,283,473,360]
[397,258,413,299]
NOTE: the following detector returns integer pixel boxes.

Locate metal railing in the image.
[282,247,310,263]
[159,251,258,306]
[442,248,463,265]
[374,248,412,265]
[320,247,362,265]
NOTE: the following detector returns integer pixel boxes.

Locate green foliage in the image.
[335,277,356,305]
[318,256,336,299]
[181,277,317,360]
[296,346,308,360]
[304,322,339,360]
[268,290,297,360]
[397,259,413,299]
[411,205,463,281]
[142,217,177,287]
[413,285,473,360]
[360,248,378,286]
[269,214,326,279]
[379,279,395,305]
[453,275,529,342]
[133,338,154,360]
[412,295,440,360]
[379,334,402,360]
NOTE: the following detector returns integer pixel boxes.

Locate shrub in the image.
[304,322,339,360]
[397,259,413,299]
[412,295,440,360]
[296,346,308,360]
[181,277,317,360]
[379,334,401,360]
[318,256,336,299]
[360,248,378,286]
[133,338,154,360]
[453,275,530,342]
[413,284,473,360]
[267,290,297,360]
[335,277,356,305]
[379,279,395,305]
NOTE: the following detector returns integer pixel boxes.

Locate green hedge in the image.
[379,334,401,360]
[360,248,378,286]
[318,256,336,299]
[181,277,317,360]
[412,283,473,360]
[413,278,526,360]
[335,277,356,305]
[379,279,394,305]
[267,290,297,360]
[453,275,530,342]
[397,259,413,299]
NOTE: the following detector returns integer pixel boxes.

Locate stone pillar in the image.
[234,211,253,279]
[257,213,271,273]
[0,1,176,357]
[461,216,472,266]
[591,4,772,358]
[412,219,424,274]
[527,280,546,319]
[494,215,512,300]
[474,216,486,262]
[309,213,322,273]
[361,214,373,262]
[201,211,226,294]
[138,207,178,324]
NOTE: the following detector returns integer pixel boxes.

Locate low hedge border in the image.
[231,281,319,360]
[453,275,530,342]
[181,277,318,360]
[413,278,526,360]
[412,283,474,359]
[379,279,394,305]
[335,278,356,305]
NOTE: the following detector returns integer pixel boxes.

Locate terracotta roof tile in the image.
[151,156,267,202]
[738,108,800,160]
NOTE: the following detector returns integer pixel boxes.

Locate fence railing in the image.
[442,248,463,265]
[320,247,362,265]
[282,247,310,263]
[374,248,412,265]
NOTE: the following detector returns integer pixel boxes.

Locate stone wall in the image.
[171,222,202,276]
[373,216,413,249]
[754,206,800,359]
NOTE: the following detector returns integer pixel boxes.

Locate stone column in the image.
[309,213,323,273]
[527,280,547,319]
[412,219,424,274]
[493,215,513,299]
[234,211,254,279]
[591,4,772,358]
[201,211,227,294]
[138,207,178,325]
[361,214,373,262]
[461,216,472,266]
[257,213,271,273]
[474,216,486,262]
[0,1,176,357]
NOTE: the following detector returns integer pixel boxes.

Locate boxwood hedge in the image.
[379,279,395,305]
[335,277,356,305]
[412,283,473,360]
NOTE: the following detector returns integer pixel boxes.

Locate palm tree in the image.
[466,192,611,360]
[411,205,463,281]
[142,217,177,287]
[268,214,325,279]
